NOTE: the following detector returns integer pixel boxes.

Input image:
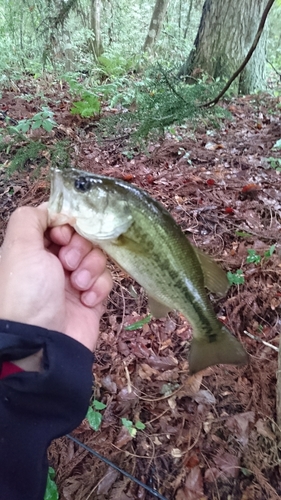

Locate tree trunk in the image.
[183,0,194,40]
[90,0,103,60]
[143,0,170,53]
[178,0,269,94]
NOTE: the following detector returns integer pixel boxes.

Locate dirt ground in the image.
[1,79,281,499]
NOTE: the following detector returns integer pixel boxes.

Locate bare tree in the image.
[143,0,170,53]
[90,0,103,60]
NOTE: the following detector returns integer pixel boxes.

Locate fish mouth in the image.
[49,168,63,207]
[48,168,76,227]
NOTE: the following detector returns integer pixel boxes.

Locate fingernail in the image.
[65,249,80,269]
[82,291,97,307]
[75,269,91,288]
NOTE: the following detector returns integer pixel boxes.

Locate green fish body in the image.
[48,167,248,374]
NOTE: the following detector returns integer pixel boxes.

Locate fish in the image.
[48,167,248,374]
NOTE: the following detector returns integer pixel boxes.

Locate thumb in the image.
[2,205,49,252]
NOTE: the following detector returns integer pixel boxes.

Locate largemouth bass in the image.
[48,167,248,374]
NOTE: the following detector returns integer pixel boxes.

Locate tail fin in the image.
[188,327,248,375]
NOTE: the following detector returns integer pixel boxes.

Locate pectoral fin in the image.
[148,296,172,319]
[193,247,229,297]
[113,233,144,253]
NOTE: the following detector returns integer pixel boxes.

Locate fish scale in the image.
[48,167,248,374]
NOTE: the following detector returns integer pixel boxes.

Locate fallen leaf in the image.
[185,454,200,468]
[213,451,240,478]
[102,375,117,394]
[176,466,206,500]
[97,468,119,494]
[146,354,178,370]
[241,183,260,193]
[225,411,255,445]
[193,389,216,405]
[176,373,203,399]
[114,426,132,448]
[138,363,159,380]
[255,418,275,440]
[203,412,215,434]
[204,467,221,482]
[121,173,134,181]
[146,174,154,184]
[225,206,234,214]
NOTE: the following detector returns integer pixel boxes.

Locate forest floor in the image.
[1,79,281,500]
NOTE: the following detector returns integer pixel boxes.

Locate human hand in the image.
[0,204,112,351]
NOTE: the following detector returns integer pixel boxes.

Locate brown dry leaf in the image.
[115,426,132,448]
[202,412,215,434]
[97,467,119,494]
[164,317,177,334]
[108,478,132,500]
[102,375,117,393]
[159,338,173,350]
[255,418,275,440]
[138,362,159,380]
[193,389,216,405]
[225,411,255,445]
[204,466,225,482]
[62,478,81,500]
[146,354,178,370]
[156,369,179,381]
[176,466,206,500]
[213,450,240,478]
[205,142,224,150]
[176,373,203,399]
[117,387,138,402]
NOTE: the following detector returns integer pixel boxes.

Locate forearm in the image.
[0,320,94,500]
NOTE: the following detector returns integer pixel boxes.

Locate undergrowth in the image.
[96,66,231,152]
[0,137,71,177]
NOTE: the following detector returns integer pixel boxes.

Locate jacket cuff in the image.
[0,319,94,433]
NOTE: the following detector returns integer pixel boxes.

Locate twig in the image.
[244,330,279,352]
[157,64,189,105]
[266,58,281,80]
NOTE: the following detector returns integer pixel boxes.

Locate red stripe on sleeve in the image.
[0,361,24,379]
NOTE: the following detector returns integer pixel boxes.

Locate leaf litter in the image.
[1,82,281,499]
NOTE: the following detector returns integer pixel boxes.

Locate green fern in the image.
[70,93,100,118]
[98,54,134,78]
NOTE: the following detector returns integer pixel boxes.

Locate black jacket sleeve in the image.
[0,320,94,500]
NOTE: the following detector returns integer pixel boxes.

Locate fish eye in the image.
[74,176,91,192]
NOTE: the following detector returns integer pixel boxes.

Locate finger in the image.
[48,225,74,246]
[70,247,108,290]
[59,231,94,270]
[3,206,48,252]
[81,269,113,307]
